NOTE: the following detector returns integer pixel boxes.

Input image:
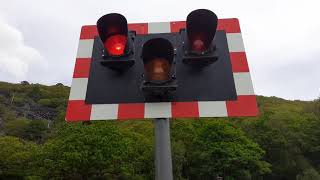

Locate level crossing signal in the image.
[66,8,259,121]
[95,9,221,100]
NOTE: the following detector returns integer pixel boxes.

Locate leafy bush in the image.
[27,86,42,101]
[38,98,66,108]
[0,95,5,103]
[37,99,51,107]
[12,96,26,107]
[3,119,48,142]
[0,136,37,179]
[37,122,153,179]
[24,120,48,142]
[4,119,30,138]
[297,168,320,180]
[174,120,271,179]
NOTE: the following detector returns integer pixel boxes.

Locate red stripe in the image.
[217,18,241,33]
[73,58,91,78]
[171,19,240,33]
[80,23,148,40]
[229,52,249,72]
[66,100,92,122]
[170,21,186,32]
[226,95,258,117]
[80,25,98,39]
[128,23,148,34]
[171,102,199,118]
[79,19,240,39]
[118,103,145,120]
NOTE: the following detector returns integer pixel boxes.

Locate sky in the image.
[0,0,319,100]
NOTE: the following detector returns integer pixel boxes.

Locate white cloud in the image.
[0,18,47,83]
[243,0,320,67]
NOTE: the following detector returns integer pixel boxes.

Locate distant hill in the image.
[0,81,319,180]
[0,81,68,119]
[0,81,69,139]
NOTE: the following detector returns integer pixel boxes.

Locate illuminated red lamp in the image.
[96,13,135,71]
[97,13,128,57]
[104,34,127,56]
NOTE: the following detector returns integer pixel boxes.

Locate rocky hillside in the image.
[0,81,69,139]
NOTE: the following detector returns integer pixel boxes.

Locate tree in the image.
[24,120,48,142]
[27,86,42,101]
[297,168,320,180]
[4,119,30,138]
[0,136,37,179]
[37,122,153,179]
[3,119,48,142]
[171,120,271,179]
[237,96,320,180]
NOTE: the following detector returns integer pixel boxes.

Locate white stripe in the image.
[144,102,171,118]
[76,39,94,58]
[226,33,245,52]
[90,104,118,120]
[148,22,171,33]
[198,101,228,117]
[69,78,88,100]
[233,72,255,95]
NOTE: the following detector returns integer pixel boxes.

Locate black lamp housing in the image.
[140,38,177,101]
[181,9,219,67]
[96,13,135,71]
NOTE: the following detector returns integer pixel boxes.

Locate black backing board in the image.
[85,31,237,104]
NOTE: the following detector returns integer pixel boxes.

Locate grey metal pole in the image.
[154,118,173,180]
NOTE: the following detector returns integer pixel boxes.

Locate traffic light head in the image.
[141,38,177,100]
[97,13,128,56]
[182,9,219,66]
[96,13,135,70]
[186,9,218,53]
[142,38,174,83]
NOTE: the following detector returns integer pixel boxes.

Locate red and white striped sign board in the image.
[66,19,258,122]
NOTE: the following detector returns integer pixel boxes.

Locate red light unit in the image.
[104,34,127,56]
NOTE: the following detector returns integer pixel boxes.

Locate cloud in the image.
[0,18,47,83]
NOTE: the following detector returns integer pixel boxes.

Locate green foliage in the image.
[0,104,5,116]
[0,136,37,179]
[38,98,66,108]
[39,84,69,100]
[1,82,320,179]
[0,81,69,108]
[4,119,30,138]
[24,120,48,141]
[1,108,16,122]
[236,96,320,179]
[176,120,271,179]
[3,119,47,142]
[297,168,320,180]
[306,97,320,117]
[27,86,42,101]
[0,95,5,103]
[37,122,153,179]
[37,98,51,107]
[12,96,26,107]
